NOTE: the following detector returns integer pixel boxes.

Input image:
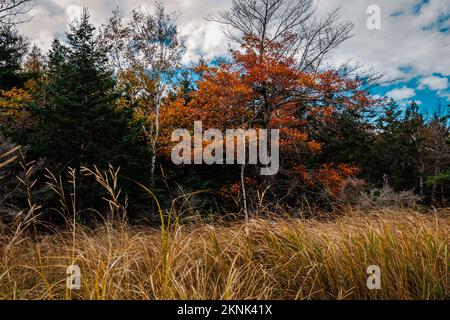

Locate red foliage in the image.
[159,33,375,198]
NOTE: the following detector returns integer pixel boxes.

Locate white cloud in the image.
[386,86,416,100]
[315,0,450,79]
[66,5,83,24]
[14,0,450,84]
[438,91,450,100]
[419,76,449,91]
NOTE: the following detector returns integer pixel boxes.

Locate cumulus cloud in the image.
[419,76,449,91]
[17,0,231,61]
[66,5,83,22]
[15,0,450,83]
[386,86,416,100]
[315,0,450,79]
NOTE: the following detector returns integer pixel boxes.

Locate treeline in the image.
[0,0,449,224]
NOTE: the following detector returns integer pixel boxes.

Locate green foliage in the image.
[369,101,424,190]
[0,24,28,90]
[310,107,375,177]
[1,5,450,221]
[426,170,450,187]
[21,9,152,213]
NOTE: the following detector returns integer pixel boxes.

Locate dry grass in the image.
[0,157,448,300]
[0,208,448,300]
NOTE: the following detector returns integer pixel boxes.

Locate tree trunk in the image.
[431,162,439,205]
[150,82,162,186]
[240,163,248,222]
[419,158,425,198]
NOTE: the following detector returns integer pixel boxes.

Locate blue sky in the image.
[373,74,450,115]
[371,0,450,115]
[17,0,450,113]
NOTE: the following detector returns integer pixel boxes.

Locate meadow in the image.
[0,0,449,302]
[0,208,448,300]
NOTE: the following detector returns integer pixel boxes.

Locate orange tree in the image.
[159,34,375,210]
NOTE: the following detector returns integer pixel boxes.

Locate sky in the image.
[16,0,450,114]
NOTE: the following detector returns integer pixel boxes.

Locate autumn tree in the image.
[159,32,373,214]
[210,0,354,131]
[0,23,30,139]
[101,3,185,182]
[24,44,46,75]
[0,86,31,137]
[21,45,48,109]
[160,0,374,213]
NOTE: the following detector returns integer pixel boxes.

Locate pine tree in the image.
[371,101,424,191]
[29,9,152,211]
[0,24,27,90]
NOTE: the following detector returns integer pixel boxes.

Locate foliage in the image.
[0,2,449,221]
[4,9,153,217]
[0,23,28,90]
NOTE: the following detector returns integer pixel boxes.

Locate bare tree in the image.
[0,0,34,25]
[209,0,353,72]
[211,0,386,90]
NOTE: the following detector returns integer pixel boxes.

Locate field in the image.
[0,208,448,300]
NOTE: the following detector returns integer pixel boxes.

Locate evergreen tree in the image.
[310,107,375,179]
[0,24,27,90]
[28,9,152,213]
[371,101,424,191]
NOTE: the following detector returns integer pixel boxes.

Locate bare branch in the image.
[208,0,354,74]
[0,0,34,25]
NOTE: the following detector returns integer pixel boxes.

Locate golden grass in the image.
[0,208,448,300]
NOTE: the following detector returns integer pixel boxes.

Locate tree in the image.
[210,0,353,72]
[22,44,48,109]
[0,86,32,136]
[368,101,424,192]
[24,44,46,75]
[0,23,30,138]
[100,3,185,182]
[424,109,450,205]
[0,23,28,90]
[27,9,151,211]
[211,0,354,134]
[405,101,427,197]
[203,0,376,212]
[158,32,373,214]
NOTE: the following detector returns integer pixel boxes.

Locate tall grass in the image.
[0,156,448,300]
[0,208,448,300]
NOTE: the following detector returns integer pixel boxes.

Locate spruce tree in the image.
[0,24,27,90]
[371,101,423,190]
[30,9,151,213]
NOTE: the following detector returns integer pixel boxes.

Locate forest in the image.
[0,0,448,300]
